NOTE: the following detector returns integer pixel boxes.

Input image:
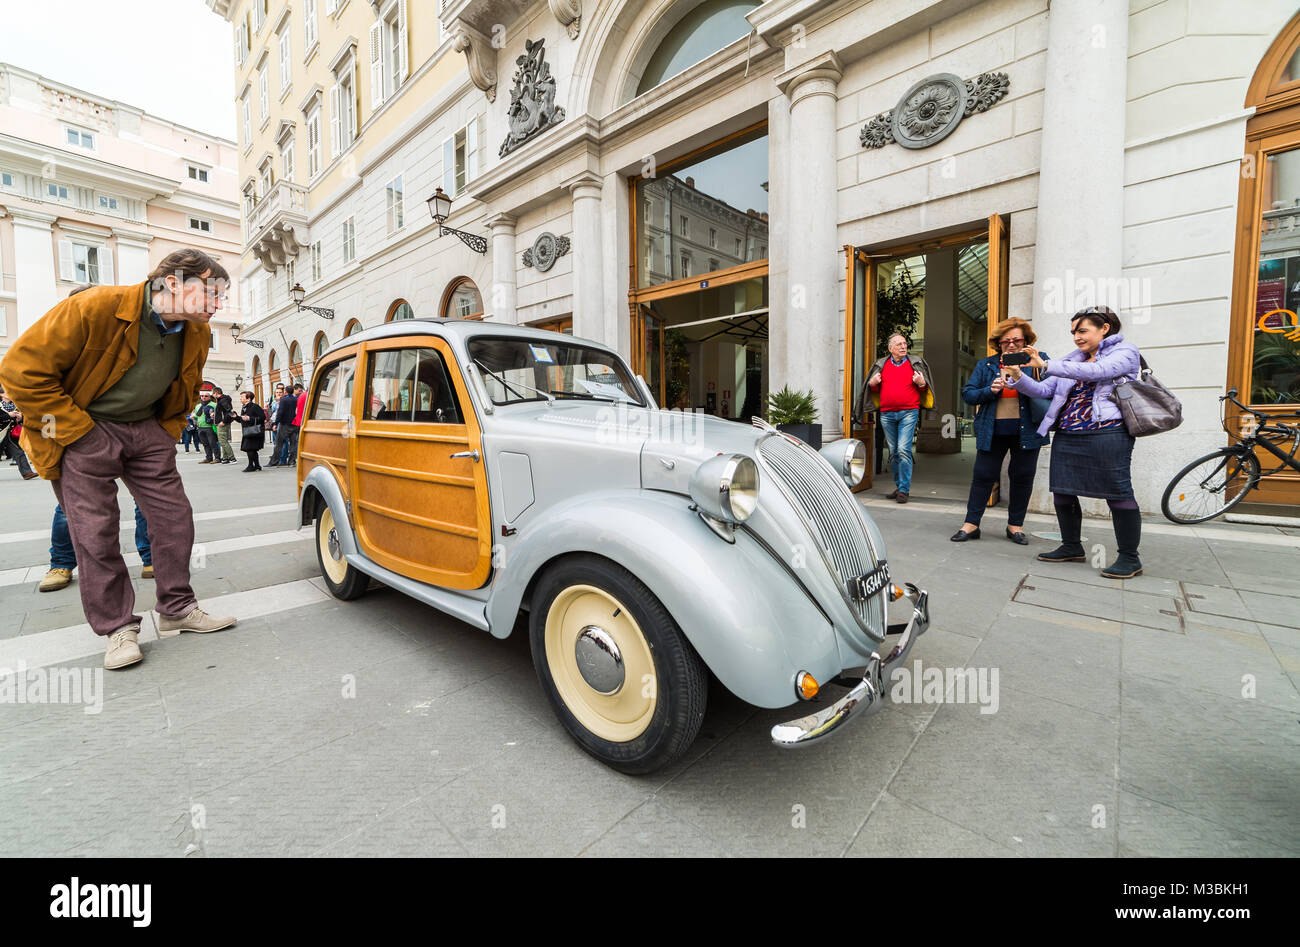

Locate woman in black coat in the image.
[237,391,267,472]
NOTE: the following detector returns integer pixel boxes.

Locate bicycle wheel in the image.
[1161,450,1260,524]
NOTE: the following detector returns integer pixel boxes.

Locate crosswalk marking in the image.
[0,577,333,673]
[0,529,311,589]
[0,503,299,546]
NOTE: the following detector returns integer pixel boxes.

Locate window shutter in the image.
[397,0,409,81]
[467,117,478,181]
[234,25,243,65]
[352,60,361,138]
[324,0,336,14]
[280,32,291,89]
[99,246,114,285]
[58,240,74,282]
[443,137,454,195]
[370,20,384,109]
[329,83,341,157]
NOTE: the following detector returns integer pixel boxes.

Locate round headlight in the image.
[689,453,760,524]
[819,438,867,487]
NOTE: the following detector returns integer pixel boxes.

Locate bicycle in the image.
[1161,388,1300,524]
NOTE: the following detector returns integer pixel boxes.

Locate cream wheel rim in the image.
[544,584,657,742]
[318,508,348,584]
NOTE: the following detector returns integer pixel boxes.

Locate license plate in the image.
[846,561,890,602]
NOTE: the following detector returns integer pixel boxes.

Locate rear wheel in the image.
[1161,450,1260,524]
[529,555,707,774]
[315,506,369,600]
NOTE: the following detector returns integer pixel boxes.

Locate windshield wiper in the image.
[473,360,555,404]
[550,390,638,405]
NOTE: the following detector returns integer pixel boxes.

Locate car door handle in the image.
[450,449,480,462]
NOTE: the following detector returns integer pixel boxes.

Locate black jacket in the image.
[214,394,234,425]
[275,393,299,425]
[238,402,267,452]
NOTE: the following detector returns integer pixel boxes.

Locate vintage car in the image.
[296,319,929,773]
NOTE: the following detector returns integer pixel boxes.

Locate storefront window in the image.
[635,129,768,288]
[1252,148,1300,404]
[634,1,760,98]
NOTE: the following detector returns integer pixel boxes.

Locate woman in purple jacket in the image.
[1005,306,1144,578]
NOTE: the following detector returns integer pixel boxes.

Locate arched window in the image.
[632,1,759,100]
[1231,12,1300,413]
[288,341,302,384]
[268,349,280,386]
[345,318,364,336]
[251,355,262,403]
[314,331,329,360]
[441,277,484,320]
[386,299,415,321]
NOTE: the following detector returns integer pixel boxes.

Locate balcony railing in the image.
[249,179,308,239]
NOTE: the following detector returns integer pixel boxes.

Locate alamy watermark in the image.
[0,661,103,715]
[889,661,999,714]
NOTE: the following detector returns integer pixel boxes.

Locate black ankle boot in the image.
[1101,508,1143,578]
[1038,502,1085,563]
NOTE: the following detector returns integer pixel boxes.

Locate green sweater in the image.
[86,313,185,423]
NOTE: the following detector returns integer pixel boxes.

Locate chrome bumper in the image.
[770,584,930,748]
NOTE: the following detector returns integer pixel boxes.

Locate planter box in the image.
[777,423,822,449]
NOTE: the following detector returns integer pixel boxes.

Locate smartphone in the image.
[1001,351,1031,366]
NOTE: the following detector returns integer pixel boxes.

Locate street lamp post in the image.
[291,283,335,319]
[427,187,487,254]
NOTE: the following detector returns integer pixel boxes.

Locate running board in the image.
[344,554,490,631]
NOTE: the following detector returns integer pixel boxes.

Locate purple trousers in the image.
[52,418,199,636]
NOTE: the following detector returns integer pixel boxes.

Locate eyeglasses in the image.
[998,337,1025,346]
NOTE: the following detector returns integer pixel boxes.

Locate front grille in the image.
[757,434,885,635]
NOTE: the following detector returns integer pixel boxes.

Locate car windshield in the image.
[467,336,644,407]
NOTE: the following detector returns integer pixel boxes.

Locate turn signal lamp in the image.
[796,671,820,700]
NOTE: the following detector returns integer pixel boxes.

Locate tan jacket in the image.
[0,282,210,479]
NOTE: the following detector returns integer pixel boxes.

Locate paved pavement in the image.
[0,449,1296,857]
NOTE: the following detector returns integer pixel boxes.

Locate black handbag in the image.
[242,423,263,436]
[1110,356,1183,437]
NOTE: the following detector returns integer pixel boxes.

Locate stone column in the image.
[1032,0,1128,332]
[566,172,604,343]
[112,228,154,284]
[485,214,517,324]
[776,51,843,434]
[9,208,59,335]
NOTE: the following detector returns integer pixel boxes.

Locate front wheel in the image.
[1161,449,1260,524]
[314,506,369,600]
[529,555,707,775]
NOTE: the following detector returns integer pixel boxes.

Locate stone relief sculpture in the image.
[860,71,1010,150]
[500,38,567,158]
[522,233,571,272]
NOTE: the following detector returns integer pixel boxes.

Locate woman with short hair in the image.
[1005,306,1144,578]
[952,318,1050,544]
[237,391,266,472]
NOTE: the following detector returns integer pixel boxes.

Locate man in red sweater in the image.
[864,333,935,503]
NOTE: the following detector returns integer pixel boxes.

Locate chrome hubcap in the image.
[326,527,342,561]
[574,625,624,696]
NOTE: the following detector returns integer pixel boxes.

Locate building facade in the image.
[0,63,243,391]
[212,0,1300,511]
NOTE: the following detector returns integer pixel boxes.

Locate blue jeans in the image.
[51,503,151,569]
[880,408,920,494]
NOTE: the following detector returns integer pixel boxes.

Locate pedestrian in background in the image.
[0,386,38,480]
[237,391,266,472]
[40,502,153,591]
[857,333,935,503]
[192,390,218,463]
[952,318,1051,544]
[181,413,197,452]
[213,386,237,464]
[0,247,237,670]
[1005,306,1145,578]
[265,383,285,466]
[269,383,298,467]
[283,382,305,466]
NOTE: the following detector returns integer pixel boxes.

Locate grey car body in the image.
[298,319,928,750]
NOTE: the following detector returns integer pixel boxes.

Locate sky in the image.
[0,0,236,140]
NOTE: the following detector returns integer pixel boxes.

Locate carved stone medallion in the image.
[499,38,566,158]
[890,74,967,150]
[861,71,1010,150]
[522,232,570,272]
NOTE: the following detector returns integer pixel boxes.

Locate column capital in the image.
[564,171,603,200]
[484,213,517,234]
[775,50,843,104]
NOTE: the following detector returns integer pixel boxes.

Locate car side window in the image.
[310,356,356,421]
[364,348,462,424]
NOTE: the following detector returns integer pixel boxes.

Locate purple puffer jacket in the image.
[1008,334,1140,436]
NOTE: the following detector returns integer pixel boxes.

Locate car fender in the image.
[487,489,840,709]
[297,465,360,559]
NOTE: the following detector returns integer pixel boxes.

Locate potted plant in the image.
[767,386,821,448]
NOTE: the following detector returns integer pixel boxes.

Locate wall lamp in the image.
[291,283,335,319]
[427,187,487,254]
[229,324,264,348]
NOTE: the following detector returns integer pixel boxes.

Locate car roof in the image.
[320,318,604,360]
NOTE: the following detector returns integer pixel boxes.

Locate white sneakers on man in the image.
[105,624,143,670]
